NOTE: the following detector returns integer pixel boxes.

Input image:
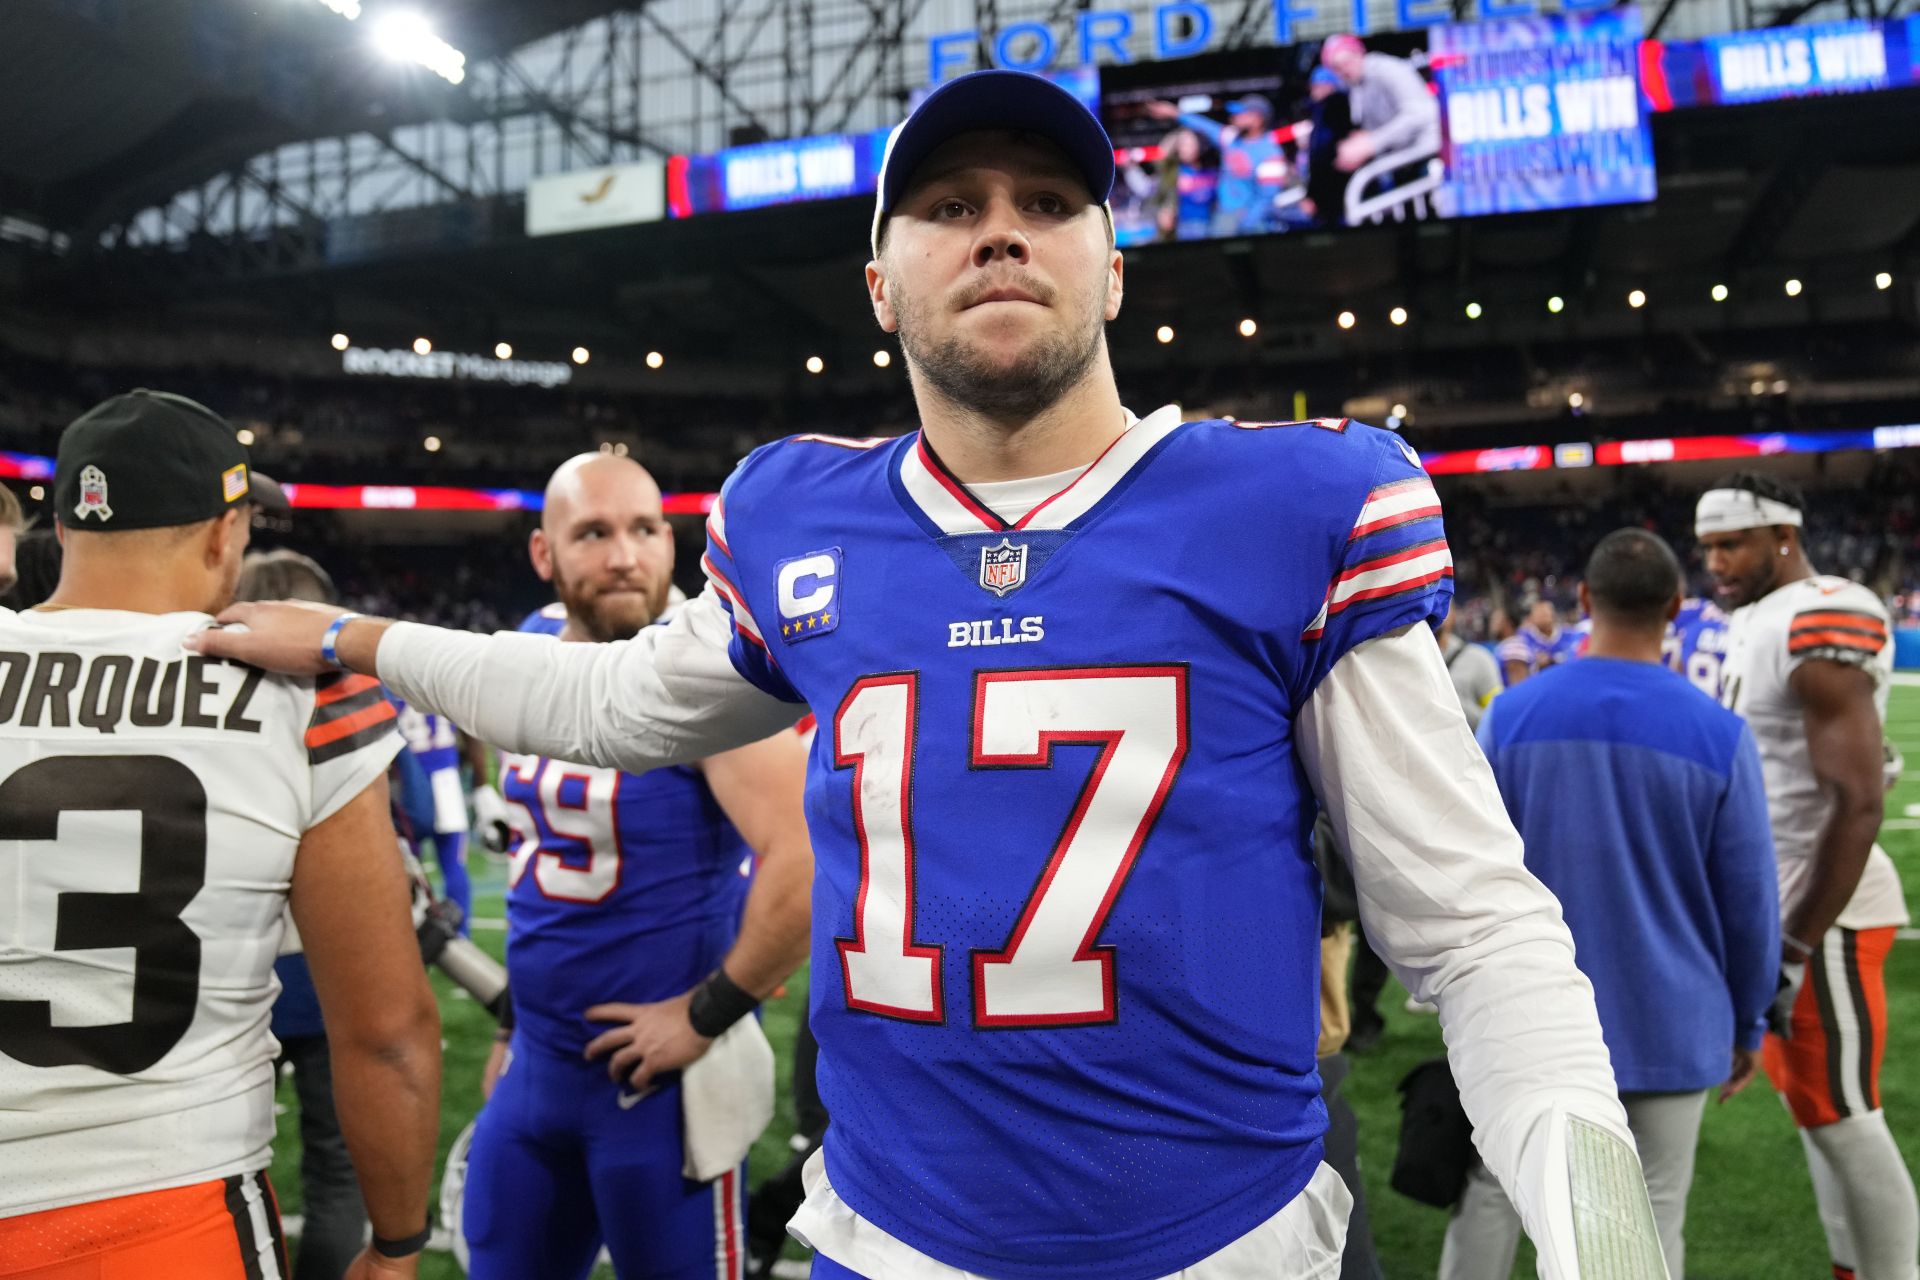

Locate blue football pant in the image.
[463,1038,747,1280]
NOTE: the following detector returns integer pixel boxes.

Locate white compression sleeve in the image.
[377,588,806,774]
[1297,625,1662,1279]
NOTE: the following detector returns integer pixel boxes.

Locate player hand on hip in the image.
[584,992,714,1092]
[185,600,373,675]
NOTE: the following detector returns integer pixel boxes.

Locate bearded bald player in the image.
[193,72,1660,1279]
[459,454,813,1280]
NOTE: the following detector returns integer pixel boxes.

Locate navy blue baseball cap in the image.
[871,69,1116,256]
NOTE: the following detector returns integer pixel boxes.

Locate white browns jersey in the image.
[1720,576,1907,929]
[0,607,400,1217]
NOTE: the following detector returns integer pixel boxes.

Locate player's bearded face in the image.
[553,554,668,642]
[550,525,673,642]
[884,142,1114,420]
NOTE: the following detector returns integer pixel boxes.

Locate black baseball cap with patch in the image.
[55,389,255,531]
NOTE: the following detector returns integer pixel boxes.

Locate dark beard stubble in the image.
[894,275,1107,421]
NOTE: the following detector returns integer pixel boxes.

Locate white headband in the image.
[1694,487,1803,537]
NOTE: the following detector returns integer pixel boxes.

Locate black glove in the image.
[1767,959,1807,1040]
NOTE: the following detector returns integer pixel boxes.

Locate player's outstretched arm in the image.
[1785,658,1886,949]
[584,726,813,1091]
[188,591,805,774]
[291,776,441,1278]
[1297,624,1665,1280]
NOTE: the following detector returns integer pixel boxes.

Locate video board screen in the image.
[1641,16,1920,110]
[1098,8,1655,245]
[667,67,1101,220]
[667,129,892,218]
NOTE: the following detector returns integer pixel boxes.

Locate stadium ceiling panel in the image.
[0,0,634,232]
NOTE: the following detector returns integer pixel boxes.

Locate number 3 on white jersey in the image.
[833,666,1189,1028]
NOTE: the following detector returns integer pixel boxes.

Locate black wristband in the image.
[687,968,759,1038]
[372,1224,432,1258]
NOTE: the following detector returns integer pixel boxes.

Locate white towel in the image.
[681,1014,776,1181]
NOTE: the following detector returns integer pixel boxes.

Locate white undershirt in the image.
[965,465,1089,525]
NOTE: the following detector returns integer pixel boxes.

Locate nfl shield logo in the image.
[74,465,113,522]
[978,538,1028,597]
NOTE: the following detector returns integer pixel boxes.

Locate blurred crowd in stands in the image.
[4,360,1918,634]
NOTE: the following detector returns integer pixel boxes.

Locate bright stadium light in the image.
[1749,379,1767,395]
[806,356,825,374]
[236,428,256,446]
[1710,284,1729,302]
[1876,271,1894,290]
[1464,301,1482,319]
[1784,278,1803,297]
[1156,325,1175,344]
[571,346,590,365]
[1337,310,1356,330]
[1547,295,1565,314]
[370,10,467,84]
[423,435,443,453]
[312,0,362,17]
[493,342,512,360]
[1627,289,1646,308]
[646,350,664,369]
[28,485,44,501]
[1568,392,1584,409]
[1238,318,1257,337]
[1391,403,1408,419]
[1389,306,1408,326]
[872,349,892,368]
[330,332,350,351]
[412,336,432,355]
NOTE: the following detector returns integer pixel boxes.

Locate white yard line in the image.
[1892,672,1920,688]
[1883,819,1920,831]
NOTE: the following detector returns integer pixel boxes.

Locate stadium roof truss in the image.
[7,0,1860,271]
[0,0,1913,306]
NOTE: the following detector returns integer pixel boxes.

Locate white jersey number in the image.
[0,755,205,1073]
[500,755,623,904]
[833,666,1189,1027]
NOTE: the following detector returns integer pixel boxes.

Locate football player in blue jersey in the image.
[458,453,815,1280]
[1497,596,1580,686]
[198,70,1664,1280]
[389,700,483,933]
[1662,596,1729,697]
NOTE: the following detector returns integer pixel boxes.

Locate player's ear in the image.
[207,509,245,568]
[1104,242,1124,322]
[1663,591,1682,624]
[1577,581,1591,620]
[529,526,556,583]
[867,259,899,334]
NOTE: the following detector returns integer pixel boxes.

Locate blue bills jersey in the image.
[499,623,754,1058]
[1497,621,1581,684]
[518,602,568,637]
[393,700,462,773]
[697,409,1452,1280]
[1664,597,1729,697]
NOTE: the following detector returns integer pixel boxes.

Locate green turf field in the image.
[271,682,1920,1279]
